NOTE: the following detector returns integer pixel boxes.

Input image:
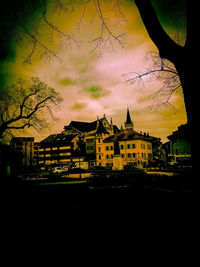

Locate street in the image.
[4,170,193,209]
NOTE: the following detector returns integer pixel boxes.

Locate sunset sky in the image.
[0,0,187,143]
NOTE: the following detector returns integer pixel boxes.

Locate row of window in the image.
[86,139,95,144]
[99,153,152,160]
[86,146,95,151]
[105,144,151,150]
[39,146,71,151]
[39,152,71,157]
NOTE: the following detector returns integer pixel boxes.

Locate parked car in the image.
[52,167,68,174]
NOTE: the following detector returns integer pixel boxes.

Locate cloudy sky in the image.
[0,0,187,142]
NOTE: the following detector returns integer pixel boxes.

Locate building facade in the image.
[63,115,119,167]
[95,109,154,169]
[164,123,192,166]
[10,137,34,172]
[9,109,164,172]
[96,129,153,169]
[38,133,77,169]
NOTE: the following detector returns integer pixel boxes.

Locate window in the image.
[132,153,136,158]
[128,153,131,158]
[127,144,131,149]
[87,145,94,151]
[121,154,124,158]
[132,144,136,148]
[59,152,71,156]
[147,144,151,149]
[98,147,101,152]
[60,146,70,150]
[106,146,109,151]
[99,155,101,160]
[120,145,124,149]
[141,144,145,149]
[110,146,113,150]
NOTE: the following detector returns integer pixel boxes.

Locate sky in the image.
[0,0,187,143]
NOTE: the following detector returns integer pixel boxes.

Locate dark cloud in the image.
[83,86,111,99]
[58,77,76,86]
[72,102,87,110]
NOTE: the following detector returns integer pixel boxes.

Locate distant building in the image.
[9,110,164,172]
[38,133,77,169]
[63,115,119,167]
[164,123,192,167]
[100,129,153,169]
[10,137,34,172]
[95,108,160,169]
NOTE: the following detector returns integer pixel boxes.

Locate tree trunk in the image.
[135,0,192,127]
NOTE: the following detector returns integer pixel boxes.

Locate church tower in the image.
[124,108,134,130]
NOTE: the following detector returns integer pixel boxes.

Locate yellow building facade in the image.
[96,129,153,169]
[95,108,153,169]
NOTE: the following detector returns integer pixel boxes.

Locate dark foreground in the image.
[4,171,193,209]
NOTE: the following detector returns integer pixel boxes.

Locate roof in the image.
[69,120,98,133]
[66,117,119,134]
[103,129,155,143]
[167,123,191,140]
[40,133,76,144]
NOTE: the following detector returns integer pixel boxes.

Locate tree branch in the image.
[135,0,184,62]
[42,1,80,48]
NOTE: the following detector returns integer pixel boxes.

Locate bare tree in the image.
[122,51,182,111]
[134,0,191,128]
[1,0,190,124]
[0,77,63,140]
[10,0,128,62]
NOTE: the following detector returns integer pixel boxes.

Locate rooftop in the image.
[40,133,76,144]
[103,129,160,143]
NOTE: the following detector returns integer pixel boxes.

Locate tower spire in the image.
[125,107,134,130]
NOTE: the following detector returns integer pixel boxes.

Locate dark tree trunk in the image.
[135,0,192,128]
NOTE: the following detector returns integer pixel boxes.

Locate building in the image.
[99,129,153,169]
[9,109,163,172]
[10,137,34,172]
[38,133,77,169]
[164,123,192,167]
[63,115,119,167]
[95,108,155,169]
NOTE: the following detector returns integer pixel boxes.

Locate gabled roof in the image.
[103,129,152,143]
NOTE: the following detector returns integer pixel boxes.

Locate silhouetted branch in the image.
[89,0,127,56]
[122,51,181,110]
[0,77,63,140]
